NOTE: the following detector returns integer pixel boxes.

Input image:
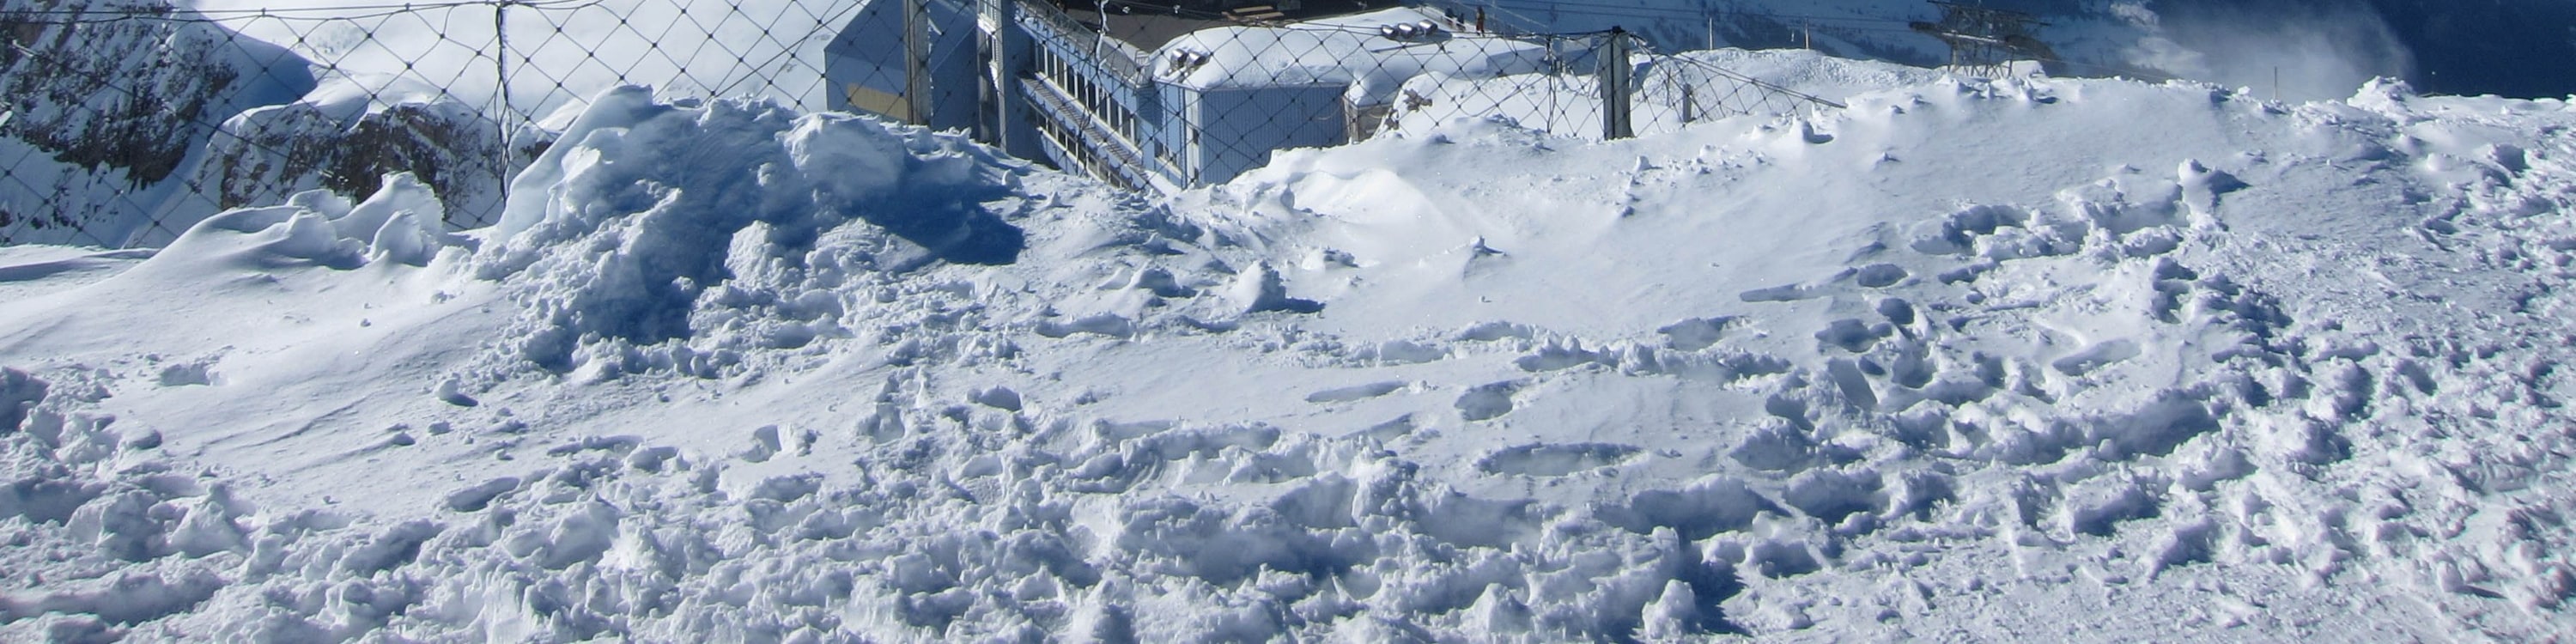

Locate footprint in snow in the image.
[1477,442,1642,477]
[1854,264,1909,288]
[1455,381,1518,422]
[1306,381,1406,404]
[2051,339,2142,376]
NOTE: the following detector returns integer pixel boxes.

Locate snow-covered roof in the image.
[1152,7,1552,106]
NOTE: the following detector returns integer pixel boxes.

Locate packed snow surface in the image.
[6,54,2576,641]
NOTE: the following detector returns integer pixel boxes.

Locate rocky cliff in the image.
[0,0,313,246]
[2,0,534,246]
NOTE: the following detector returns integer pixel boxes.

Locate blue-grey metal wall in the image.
[823,0,981,133]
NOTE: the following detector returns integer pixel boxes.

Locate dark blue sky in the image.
[2148,0,2576,98]
[2366,0,2576,98]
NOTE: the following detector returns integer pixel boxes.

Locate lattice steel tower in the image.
[1910,2,2050,79]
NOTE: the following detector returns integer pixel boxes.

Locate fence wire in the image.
[3,0,1864,248]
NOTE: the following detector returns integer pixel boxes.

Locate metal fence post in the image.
[1599,27,1633,140]
[978,0,1009,146]
[495,1,515,199]
[904,0,933,125]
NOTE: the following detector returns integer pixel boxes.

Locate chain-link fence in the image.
[3,0,880,247]
[3,0,1851,248]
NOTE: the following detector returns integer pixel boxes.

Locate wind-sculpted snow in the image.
[3,67,2576,641]
[193,76,524,232]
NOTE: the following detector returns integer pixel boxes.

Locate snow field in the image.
[4,55,2576,641]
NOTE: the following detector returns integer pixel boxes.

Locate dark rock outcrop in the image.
[0,0,314,246]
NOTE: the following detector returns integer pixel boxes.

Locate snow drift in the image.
[3,56,2576,642]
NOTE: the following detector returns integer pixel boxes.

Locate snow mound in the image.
[153,171,459,271]
[478,88,1032,377]
[459,88,1291,381]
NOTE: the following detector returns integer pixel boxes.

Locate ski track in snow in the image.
[4,64,2576,641]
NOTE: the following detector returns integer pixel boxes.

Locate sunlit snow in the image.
[5,37,2576,644]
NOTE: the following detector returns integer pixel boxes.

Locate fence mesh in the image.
[3,0,1879,248]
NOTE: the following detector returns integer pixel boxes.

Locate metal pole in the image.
[494,0,514,225]
[982,0,1016,148]
[904,0,932,125]
[1599,27,1632,140]
[495,1,509,149]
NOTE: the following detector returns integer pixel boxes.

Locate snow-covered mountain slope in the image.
[3,0,555,246]
[5,58,2576,641]
[0,0,313,246]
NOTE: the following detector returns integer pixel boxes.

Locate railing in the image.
[1013,0,1145,85]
